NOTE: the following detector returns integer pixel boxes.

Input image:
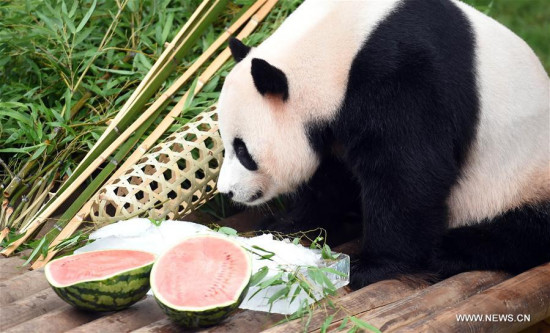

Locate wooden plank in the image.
[0,256,28,281]
[265,279,422,333]
[399,262,550,333]
[204,310,283,332]
[520,317,550,333]
[0,288,67,330]
[325,271,509,332]
[131,310,283,333]
[131,318,179,333]
[4,305,103,333]
[0,269,50,305]
[65,296,165,333]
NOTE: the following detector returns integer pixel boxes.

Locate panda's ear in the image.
[251,58,289,101]
[229,37,251,63]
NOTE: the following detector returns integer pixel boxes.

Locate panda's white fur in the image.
[447,1,549,226]
[218,0,549,225]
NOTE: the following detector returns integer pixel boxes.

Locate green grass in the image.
[465,0,550,73]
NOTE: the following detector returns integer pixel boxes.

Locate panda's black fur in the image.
[227,0,550,289]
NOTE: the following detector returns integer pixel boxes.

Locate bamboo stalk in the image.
[3,160,37,198]
[0,157,14,180]
[6,167,56,229]
[0,227,9,245]
[20,173,58,231]
[30,0,279,268]
[9,179,52,230]
[1,0,228,257]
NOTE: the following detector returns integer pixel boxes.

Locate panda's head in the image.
[216,38,320,205]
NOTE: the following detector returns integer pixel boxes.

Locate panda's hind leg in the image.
[434,201,550,279]
[259,155,362,244]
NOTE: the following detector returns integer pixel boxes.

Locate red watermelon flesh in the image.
[152,235,251,310]
[47,249,156,287]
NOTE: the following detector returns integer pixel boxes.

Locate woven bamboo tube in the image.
[90,107,222,225]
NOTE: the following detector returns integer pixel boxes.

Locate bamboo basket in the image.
[90,107,222,225]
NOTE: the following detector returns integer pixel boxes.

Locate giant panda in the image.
[216,0,550,289]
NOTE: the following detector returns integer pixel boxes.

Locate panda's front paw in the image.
[350,259,393,289]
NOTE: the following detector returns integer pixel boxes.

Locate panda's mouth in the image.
[247,190,263,203]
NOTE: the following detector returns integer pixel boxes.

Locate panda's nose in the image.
[227,191,234,199]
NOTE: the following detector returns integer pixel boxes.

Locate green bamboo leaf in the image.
[307,267,324,285]
[148,218,162,227]
[338,317,349,331]
[23,237,47,266]
[63,12,76,34]
[61,1,68,15]
[249,266,269,286]
[73,26,94,47]
[75,0,97,32]
[320,267,347,277]
[161,12,174,44]
[349,317,381,333]
[268,286,290,308]
[289,285,302,304]
[259,272,284,289]
[0,110,33,126]
[136,53,153,71]
[322,243,338,260]
[35,12,59,32]
[217,226,237,236]
[252,245,275,255]
[321,315,335,333]
[68,0,78,17]
[94,66,136,76]
[183,78,199,110]
[319,271,336,291]
[0,147,35,154]
[30,145,47,161]
[64,89,72,120]
[127,0,138,12]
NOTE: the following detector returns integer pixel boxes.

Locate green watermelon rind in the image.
[153,283,250,328]
[45,250,156,312]
[151,235,252,328]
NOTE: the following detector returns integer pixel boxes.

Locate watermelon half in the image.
[45,249,156,311]
[151,235,252,328]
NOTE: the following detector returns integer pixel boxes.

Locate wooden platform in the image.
[1,210,549,333]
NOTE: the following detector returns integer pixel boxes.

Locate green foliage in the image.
[463,0,549,73]
[217,225,238,236]
[0,0,225,170]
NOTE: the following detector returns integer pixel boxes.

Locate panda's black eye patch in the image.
[233,138,258,171]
